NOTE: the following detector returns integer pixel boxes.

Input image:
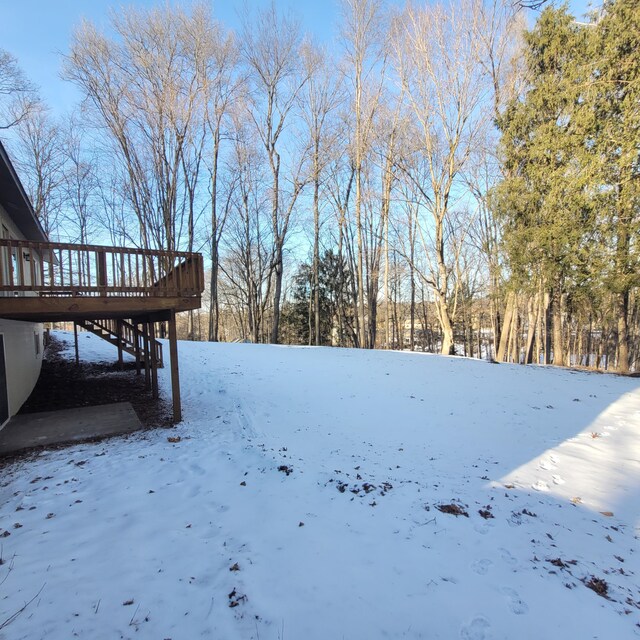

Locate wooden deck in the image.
[0,293,201,322]
[0,239,205,423]
[0,239,204,321]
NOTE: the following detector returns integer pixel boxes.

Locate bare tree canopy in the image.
[3,0,637,368]
[0,48,37,129]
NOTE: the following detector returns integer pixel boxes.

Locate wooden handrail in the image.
[0,239,204,298]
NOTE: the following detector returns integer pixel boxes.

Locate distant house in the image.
[0,140,204,428]
[0,141,48,427]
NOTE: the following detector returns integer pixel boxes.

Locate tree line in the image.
[0,0,637,372]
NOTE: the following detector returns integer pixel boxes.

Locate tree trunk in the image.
[524,293,539,364]
[551,286,563,365]
[384,201,390,350]
[497,291,516,362]
[437,296,455,356]
[270,253,283,344]
[543,291,552,365]
[313,145,321,346]
[410,266,416,352]
[355,167,366,348]
[208,132,221,342]
[616,290,630,373]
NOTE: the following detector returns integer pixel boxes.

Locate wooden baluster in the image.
[68,249,73,290]
[29,245,36,288]
[38,248,45,288]
[0,242,5,288]
[142,256,148,292]
[17,243,24,287]
[176,256,183,295]
[86,251,91,290]
[58,248,64,287]
[97,251,107,290]
[48,248,54,290]
[8,242,14,288]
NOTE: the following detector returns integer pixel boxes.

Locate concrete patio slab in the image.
[0,402,142,456]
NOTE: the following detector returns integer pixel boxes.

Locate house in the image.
[0,141,47,427]
[0,140,204,428]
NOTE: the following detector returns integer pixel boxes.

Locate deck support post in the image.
[149,320,159,400]
[168,309,181,423]
[143,320,151,390]
[73,321,79,366]
[117,319,124,370]
[133,322,141,376]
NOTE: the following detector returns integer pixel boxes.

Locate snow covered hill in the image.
[1,332,639,639]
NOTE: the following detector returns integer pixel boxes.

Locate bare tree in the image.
[325,136,358,347]
[340,0,388,348]
[0,49,37,130]
[393,0,489,355]
[10,99,66,239]
[240,3,310,344]
[202,23,242,341]
[61,115,99,245]
[220,110,272,343]
[466,0,526,361]
[65,3,214,274]
[298,42,345,345]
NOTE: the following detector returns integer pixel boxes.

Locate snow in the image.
[1,331,640,639]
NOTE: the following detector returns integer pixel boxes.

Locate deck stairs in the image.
[77,319,164,368]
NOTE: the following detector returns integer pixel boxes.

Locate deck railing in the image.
[0,239,204,298]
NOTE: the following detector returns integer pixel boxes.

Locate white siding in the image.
[0,205,44,425]
[0,203,43,292]
[0,319,43,427]
[0,202,28,240]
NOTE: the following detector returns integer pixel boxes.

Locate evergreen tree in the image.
[282,250,356,346]
[589,0,640,372]
[494,6,595,365]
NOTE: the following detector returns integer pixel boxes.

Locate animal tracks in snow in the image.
[460,616,491,640]
[501,587,529,615]
[537,456,557,471]
[532,454,565,491]
[499,547,518,567]
[531,480,550,492]
[471,559,493,576]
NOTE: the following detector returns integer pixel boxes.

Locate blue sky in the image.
[0,0,339,113]
[1,0,596,116]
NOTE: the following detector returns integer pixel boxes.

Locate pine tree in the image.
[589,0,640,372]
[494,6,595,366]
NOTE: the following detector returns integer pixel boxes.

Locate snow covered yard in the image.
[1,332,639,640]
